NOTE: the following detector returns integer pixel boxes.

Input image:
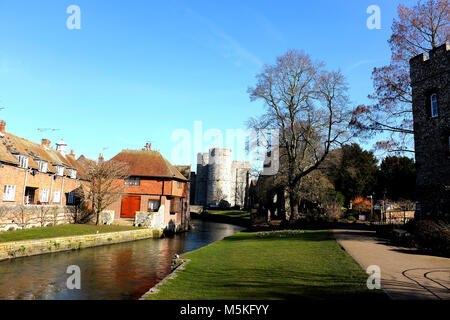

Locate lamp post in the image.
[368,193,374,222]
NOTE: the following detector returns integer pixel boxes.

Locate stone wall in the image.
[0,228,163,262]
[134,209,165,229]
[410,42,450,220]
[193,148,251,208]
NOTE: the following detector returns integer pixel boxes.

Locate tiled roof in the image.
[0,131,87,179]
[110,150,187,181]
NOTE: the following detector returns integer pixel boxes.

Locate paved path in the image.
[333,225,450,300]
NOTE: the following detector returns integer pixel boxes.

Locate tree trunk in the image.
[96,210,100,226]
[289,191,299,223]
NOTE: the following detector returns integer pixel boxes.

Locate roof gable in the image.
[110,150,187,181]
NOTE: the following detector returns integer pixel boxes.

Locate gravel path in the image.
[333,225,450,300]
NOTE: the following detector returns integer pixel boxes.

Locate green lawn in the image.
[208,210,251,219]
[146,230,387,300]
[0,224,137,243]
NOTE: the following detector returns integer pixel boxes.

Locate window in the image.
[67,192,74,204]
[40,188,50,203]
[148,199,160,212]
[69,169,77,179]
[431,93,438,118]
[39,161,48,173]
[170,198,180,214]
[56,166,64,176]
[3,185,16,202]
[17,155,28,168]
[53,190,61,203]
[177,181,182,188]
[125,177,140,186]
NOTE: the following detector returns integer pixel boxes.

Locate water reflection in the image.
[0,220,243,300]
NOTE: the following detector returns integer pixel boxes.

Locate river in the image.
[0,219,244,300]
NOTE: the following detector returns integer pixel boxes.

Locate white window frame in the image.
[40,188,50,203]
[39,160,48,173]
[53,190,61,203]
[17,155,28,168]
[3,185,16,202]
[125,177,140,186]
[69,169,77,179]
[148,199,160,212]
[56,166,64,176]
[431,93,438,118]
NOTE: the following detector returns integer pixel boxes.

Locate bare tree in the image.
[248,50,351,222]
[36,205,52,227]
[212,187,229,208]
[82,158,129,225]
[11,205,32,229]
[351,0,449,154]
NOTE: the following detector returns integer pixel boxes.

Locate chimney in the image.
[55,138,67,156]
[98,153,104,163]
[41,139,51,149]
[0,120,6,134]
[69,149,75,157]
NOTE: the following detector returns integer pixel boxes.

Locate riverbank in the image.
[0,226,163,261]
[189,210,250,228]
[143,229,388,300]
[0,224,136,243]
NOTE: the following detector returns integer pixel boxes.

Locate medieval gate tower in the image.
[410,42,450,220]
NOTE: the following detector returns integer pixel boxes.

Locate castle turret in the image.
[207,148,233,206]
[410,42,450,220]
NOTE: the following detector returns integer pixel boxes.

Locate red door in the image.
[120,196,141,218]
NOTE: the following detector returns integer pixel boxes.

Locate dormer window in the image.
[431,93,438,118]
[38,161,48,173]
[56,166,64,176]
[69,169,77,179]
[16,155,28,168]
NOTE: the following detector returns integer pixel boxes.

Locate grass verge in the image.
[0,224,137,243]
[208,210,251,219]
[145,229,387,300]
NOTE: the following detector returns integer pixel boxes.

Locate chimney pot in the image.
[41,139,51,149]
[0,120,6,134]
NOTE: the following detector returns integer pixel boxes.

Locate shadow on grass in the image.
[192,267,388,300]
[223,230,333,242]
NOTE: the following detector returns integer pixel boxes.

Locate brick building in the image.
[0,120,87,207]
[410,42,450,220]
[107,146,190,231]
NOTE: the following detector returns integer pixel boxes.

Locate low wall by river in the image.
[0,228,163,261]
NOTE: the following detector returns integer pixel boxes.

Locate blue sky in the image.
[0,0,417,167]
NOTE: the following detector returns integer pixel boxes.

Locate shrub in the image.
[407,219,450,257]
[347,216,356,222]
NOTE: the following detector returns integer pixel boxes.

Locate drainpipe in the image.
[49,174,54,204]
[60,176,65,205]
[22,169,28,205]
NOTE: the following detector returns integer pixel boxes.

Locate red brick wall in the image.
[0,163,83,205]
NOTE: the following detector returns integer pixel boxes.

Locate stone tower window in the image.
[431,93,438,118]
